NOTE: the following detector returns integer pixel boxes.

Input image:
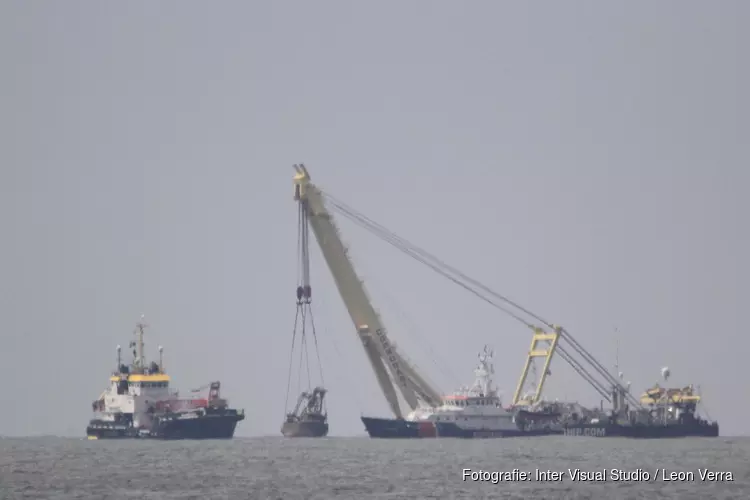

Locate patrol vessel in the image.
[86,318,245,440]
[363,346,561,438]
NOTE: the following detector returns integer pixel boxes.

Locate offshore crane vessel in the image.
[86,318,245,440]
[290,164,719,439]
[292,164,559,438]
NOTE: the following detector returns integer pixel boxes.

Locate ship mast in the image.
[133,315,147,373]
[293,164,441,418]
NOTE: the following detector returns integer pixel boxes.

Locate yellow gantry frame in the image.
[512,325,561,406]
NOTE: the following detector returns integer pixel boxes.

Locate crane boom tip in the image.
[292,163,312,181]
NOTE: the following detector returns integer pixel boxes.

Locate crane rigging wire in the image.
[297,316,311,396]
[301,199,325,388]
[323,195,536,329]
[322,191,552,326]
[283,304,301,417]
[327,196,635,405]
[319,189,640,407]
[305,306,325,387]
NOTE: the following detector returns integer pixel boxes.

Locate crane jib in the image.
[375,328,409,390]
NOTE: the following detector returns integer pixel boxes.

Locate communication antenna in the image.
[614,326,620,375]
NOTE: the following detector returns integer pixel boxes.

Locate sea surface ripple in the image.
[1,436,748,499]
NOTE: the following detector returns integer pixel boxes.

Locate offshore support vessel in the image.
[86,318,245,440]
[561,367,719,438]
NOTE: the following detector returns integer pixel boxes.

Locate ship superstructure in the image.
[86,317,245,440]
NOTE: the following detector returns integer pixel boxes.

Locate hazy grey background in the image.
[1,1,747,438]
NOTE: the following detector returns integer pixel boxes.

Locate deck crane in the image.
[293,164,442,419]
[306,171,642,413]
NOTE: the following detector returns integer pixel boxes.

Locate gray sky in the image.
[1,1,747,437]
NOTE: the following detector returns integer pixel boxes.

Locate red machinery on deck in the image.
[154,382,224,412]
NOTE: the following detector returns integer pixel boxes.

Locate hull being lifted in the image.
[282,388,329,438]
[281,418,329,438]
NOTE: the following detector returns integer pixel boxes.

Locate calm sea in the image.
[1,436,747,499]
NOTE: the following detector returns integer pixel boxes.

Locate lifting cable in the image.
[284,198,326,418]
[320,189,639,407]
[301,201,325,388]
[284,298,301,417]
